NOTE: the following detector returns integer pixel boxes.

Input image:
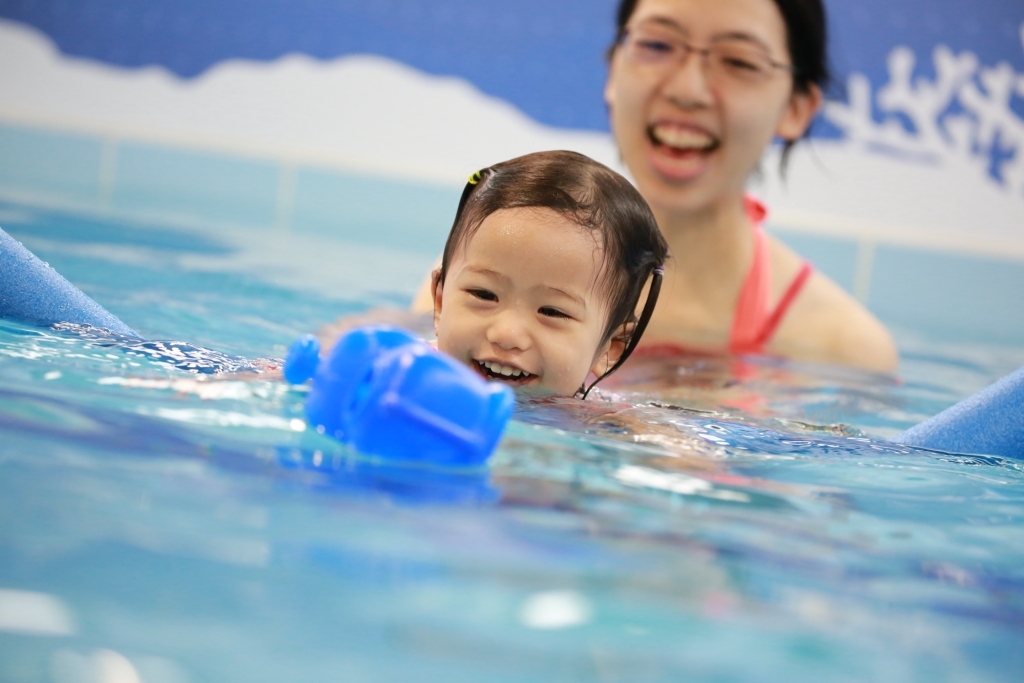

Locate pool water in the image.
[1,201,1023,683]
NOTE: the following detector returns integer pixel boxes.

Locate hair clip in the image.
[468,170,484,185]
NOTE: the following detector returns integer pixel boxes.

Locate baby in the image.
[432,150,668,397]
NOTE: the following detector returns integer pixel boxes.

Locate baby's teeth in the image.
[481,360,526,378]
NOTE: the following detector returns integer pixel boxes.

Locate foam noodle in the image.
[895,366,1024,458]
[0,227,138,337]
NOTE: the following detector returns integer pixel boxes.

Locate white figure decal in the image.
[825,42,1024,199]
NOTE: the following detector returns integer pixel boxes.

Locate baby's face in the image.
[434,207,616,396]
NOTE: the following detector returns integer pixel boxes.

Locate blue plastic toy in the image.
[283,334,322,385]
[895,366,1024,459]
[0,227,138,337]
[285,326,515,467]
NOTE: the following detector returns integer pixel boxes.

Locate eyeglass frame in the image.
[615,22,797,83]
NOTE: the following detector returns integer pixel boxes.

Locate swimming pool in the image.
[1,199,1023,683]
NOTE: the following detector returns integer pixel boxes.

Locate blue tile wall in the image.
[291,167,459,255]
[772,230,860,294]
[0,123,104,204]
[112,142,280,228]
[870,246,1024,344]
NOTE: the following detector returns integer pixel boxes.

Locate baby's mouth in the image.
[648,124,720,157]
[474,359,537,385]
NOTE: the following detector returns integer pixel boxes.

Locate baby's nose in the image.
[486,310,531,351]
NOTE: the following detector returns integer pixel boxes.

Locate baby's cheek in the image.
[434,323,458,358]
[438,319,479,369]
[546,360,582,396]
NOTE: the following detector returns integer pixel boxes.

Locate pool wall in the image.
[0,2,1022,346]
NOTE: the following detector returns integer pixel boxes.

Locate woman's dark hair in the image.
[437,150,668,346]
[610,0,831,165]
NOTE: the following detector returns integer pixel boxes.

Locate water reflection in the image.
[0,589,76,636]
[276,446,499,505]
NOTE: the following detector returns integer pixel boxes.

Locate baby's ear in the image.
[589,322,634,378]
[431,269,444,336]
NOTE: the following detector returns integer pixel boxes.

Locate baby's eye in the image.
[539,306,571,320]
[467,288,497,302]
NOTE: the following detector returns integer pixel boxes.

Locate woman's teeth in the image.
[651,125,717,151]
[477,360,530,379]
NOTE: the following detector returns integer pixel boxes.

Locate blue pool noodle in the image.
[895,366,1024,458]
[0,227,138,337]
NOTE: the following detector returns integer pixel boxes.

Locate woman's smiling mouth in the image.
[474,359,537,385]
[646,123,720,181]
[649,123,720,154]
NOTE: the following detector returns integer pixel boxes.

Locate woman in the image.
[600,0,897,372]
[422,0,897,373]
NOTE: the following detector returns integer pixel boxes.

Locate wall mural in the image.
[826,28,1024,197]
[746,26,1024,255]
[0,1,1021,252]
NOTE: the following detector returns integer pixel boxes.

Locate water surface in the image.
[1,202,1022,683]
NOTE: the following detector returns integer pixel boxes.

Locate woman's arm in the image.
[315,308,434,354]
[410,264,437,313]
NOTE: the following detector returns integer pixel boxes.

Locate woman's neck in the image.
[655,195,755,306]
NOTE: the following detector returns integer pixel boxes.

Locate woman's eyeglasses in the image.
[619,25,794,86]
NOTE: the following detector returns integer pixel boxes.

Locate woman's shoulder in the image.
[766,236,898,374]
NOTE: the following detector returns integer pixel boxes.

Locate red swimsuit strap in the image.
[729,197,813,356]
[728,221,772,355]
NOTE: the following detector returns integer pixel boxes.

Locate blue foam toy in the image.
[0,227,138,337]
[298,326,422,442]
[283,334,321,385]
[895,366,1024,458]
[284,326,515,466]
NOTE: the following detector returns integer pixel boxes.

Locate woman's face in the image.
[605,0,820,218]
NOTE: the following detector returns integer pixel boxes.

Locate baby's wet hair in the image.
[438,150,668,345]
